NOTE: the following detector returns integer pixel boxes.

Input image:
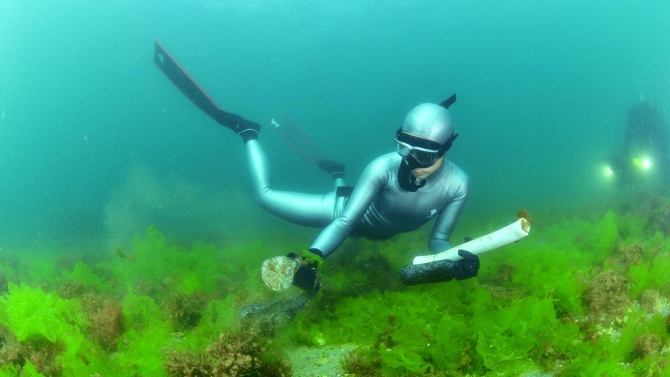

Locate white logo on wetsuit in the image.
[428,209,437,218]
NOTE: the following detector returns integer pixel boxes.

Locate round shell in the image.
[261,256,300,291]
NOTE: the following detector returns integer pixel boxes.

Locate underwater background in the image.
[0,0,669,376]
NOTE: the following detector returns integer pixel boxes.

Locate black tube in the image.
[400,260,456,286]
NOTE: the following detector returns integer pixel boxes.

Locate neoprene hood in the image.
[401,103,454,144]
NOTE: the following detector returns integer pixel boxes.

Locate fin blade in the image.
[154,40,223,122]
[270,116,326,165]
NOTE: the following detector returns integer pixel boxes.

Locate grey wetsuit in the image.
[246,140,469,257]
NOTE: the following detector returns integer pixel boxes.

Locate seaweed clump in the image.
[0,324,25,367]
[640,289,663,315]
[58,282,126,351]
[583,269,631,323]
[163,324,291,377]
[612,242,645,268]
[0,330,64,377]
[162,291,208,332]
[23,340,63,377]
[516,209,531,224]
[90,302,125,350]
[342,347,383,377]
[631,333,663,360]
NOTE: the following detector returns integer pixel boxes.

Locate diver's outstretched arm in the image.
[153,40,259,142]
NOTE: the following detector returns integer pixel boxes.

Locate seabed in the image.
[1,194,669,376]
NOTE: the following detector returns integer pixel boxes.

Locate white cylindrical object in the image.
[412,218,530,265]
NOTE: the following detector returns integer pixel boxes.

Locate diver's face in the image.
[411,156,444,179]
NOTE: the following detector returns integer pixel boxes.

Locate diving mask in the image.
[395,131,456,167]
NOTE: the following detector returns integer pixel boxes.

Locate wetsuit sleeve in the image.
[428,173,470,253]
[309,158,389,257]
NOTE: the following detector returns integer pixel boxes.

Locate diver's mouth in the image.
[412,169,427,178]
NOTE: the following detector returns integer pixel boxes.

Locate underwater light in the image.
[632,156,653,171]
[600,163,616,181]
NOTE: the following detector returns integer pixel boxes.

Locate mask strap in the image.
[438,132,459,157]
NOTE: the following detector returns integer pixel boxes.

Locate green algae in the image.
[0,205,668,376]
[1,283,88,343]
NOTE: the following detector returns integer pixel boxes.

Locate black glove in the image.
[288,252,321,294]
[400,249,480,286]
[452,249,480,280]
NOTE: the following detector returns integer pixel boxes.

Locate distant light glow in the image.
[632,156,653,172]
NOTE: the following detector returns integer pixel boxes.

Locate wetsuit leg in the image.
[246,140,338,227]
[334,177,346,189]
[317,160,346,188]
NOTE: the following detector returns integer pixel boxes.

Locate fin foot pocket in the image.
[318,160,345,179]
[218,111,260,142]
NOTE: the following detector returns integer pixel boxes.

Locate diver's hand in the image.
[287,253,321,293]
[293,263,318,291]
[400,250,480,286]
[452,249,480,280]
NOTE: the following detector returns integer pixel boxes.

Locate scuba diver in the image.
[607,98,670,186]
[153,40,479,295]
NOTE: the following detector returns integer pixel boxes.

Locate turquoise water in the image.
[1,0,669,249]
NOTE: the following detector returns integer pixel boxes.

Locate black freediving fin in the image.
[153,40,222,121]
[439,93,457,109]
[153,40,259,135]
[269,116,345,174]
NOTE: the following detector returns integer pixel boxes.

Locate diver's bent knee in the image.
[254,190,268,206]
[253,188,275,210]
